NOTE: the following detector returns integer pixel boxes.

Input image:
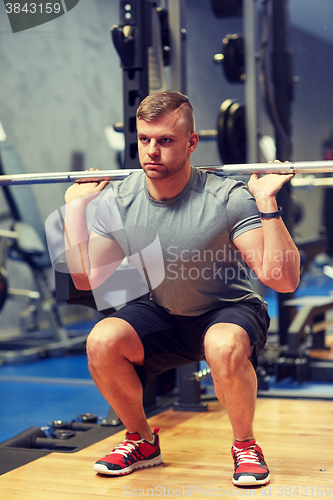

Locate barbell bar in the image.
[1,161,333,186]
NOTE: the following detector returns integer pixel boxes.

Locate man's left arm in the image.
[233,173,300,293]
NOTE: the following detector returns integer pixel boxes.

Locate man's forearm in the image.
[64,199,92,290]
[256,196,300,292]
[260,218,300,292]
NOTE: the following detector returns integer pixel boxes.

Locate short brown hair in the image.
[136,91,195,136]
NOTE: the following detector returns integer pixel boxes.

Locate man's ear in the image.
[188,132,199,153]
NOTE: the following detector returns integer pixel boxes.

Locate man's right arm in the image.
[64,179,125,291]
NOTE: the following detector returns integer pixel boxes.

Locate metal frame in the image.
[168,0,187,93]
[244,0,260,164]
[111,0,153,170]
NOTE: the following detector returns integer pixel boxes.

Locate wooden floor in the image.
[1,398,332,499]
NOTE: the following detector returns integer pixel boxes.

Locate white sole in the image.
[94,454,163,476]
[232,474,270,486]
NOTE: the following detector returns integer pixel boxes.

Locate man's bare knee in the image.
[87,317,144,366]
[204,324,253,376]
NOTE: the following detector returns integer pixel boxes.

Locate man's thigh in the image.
[109,299,269,384]
[201,301,270,370]
[110,300,203,386]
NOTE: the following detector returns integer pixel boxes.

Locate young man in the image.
[64,91,300,486]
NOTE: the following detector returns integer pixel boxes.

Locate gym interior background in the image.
[0,0,333,467]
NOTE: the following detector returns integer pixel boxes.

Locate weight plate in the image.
[222,34,245,84]
[211,0,243,18]
[0,268,8,312]
[53,429,76,440]
[77,413,98,423]
[226,101,246,164]
[158,8,171,66]
[217,99,237,164]
[50,420,69,429]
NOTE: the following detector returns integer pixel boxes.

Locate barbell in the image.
[1,161,333,186]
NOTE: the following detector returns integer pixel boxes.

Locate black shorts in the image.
[110,299,270,387]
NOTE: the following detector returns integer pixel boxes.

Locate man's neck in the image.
[146,166,192,201]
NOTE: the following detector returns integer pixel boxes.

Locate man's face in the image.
[137,111,197,181]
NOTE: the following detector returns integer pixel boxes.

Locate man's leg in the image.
[86,316,153,441]
[204,323,270,486]
[87,317,163,476]
[204,323,256,441]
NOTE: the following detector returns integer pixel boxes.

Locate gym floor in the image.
[1,257,333,448]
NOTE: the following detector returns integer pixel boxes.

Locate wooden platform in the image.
[1,398,332,499]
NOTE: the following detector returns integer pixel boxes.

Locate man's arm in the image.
[64,178,125,291]
[233,173,300,293]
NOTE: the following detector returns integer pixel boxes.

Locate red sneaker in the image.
[93,427,162,476]
[232,439,270,486]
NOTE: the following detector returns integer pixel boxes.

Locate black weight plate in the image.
[53,429,76,440]
[158,8,171,66]
[226,101,246,164]
[77,413,98,423]
[50,420,69,429]
[0,268,8,312]
[222,34,245,83]
[217,99,237,164]
[211,0,243,18]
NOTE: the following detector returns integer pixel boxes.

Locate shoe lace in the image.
[233,444,264,467]
[110,438,144,458]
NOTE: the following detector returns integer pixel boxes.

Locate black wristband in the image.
[258,206,283,219]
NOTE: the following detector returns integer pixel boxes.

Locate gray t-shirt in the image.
[93,166,265,316]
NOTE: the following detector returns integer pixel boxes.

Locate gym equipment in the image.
[215,98,239,165]
[174,364,208,413]
[214,34,245,84]
[111,0,154,170]
[198,98,247,165]
[1,161,333,186]
[0,268,8,311]
[0,238,9,311]
[225,101,246,164]
[110,0,185,169]
[157,8,171,67]
[284,297,333,355]
[0,414,120,454]
[273,296,333,384]
[211,0,242,18]
[0,140,91,363]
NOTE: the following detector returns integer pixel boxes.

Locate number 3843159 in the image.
[276,486,331,496]
[5,3,62,14]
